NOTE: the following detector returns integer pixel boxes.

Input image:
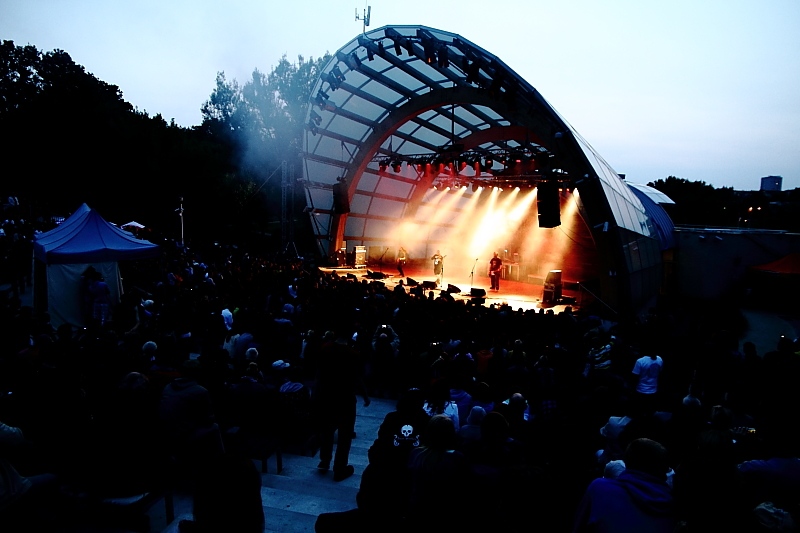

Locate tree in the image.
[0,40,43,115]
[198,53,331,245]
[0,40,235,241]
[201,71,241,139]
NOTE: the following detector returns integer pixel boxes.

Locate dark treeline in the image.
[0,40,329,251]
[649,177,800,232]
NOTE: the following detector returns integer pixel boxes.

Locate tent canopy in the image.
[34,204,160,264]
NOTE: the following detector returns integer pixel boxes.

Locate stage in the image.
[321,262,584,314]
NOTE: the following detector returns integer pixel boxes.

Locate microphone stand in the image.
[470,258,478,287]
[378,247,389,273]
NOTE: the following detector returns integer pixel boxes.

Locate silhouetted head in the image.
[623,438,670,479]
[425,414,457,451]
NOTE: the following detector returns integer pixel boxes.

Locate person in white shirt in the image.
[632,353,663,412]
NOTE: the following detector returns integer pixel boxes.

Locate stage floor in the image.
[321,263,582,313]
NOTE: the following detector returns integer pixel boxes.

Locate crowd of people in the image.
[1,230,799,532]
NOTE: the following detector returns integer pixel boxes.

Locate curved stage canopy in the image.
[302,25,670,317]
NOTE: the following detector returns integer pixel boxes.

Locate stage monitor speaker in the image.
[367,270,387,279]
[346,273,358,280]
[422,281,437,290]
[406,277,419,286]
[447,284,461,294]
[542,269,562,304]
[470,288,486,298]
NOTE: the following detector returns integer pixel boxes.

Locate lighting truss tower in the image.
[281,160,298,256]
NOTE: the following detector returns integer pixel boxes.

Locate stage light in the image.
[347,52,362,70]
[327,72,341,91]
[308,120,318,136]
[437,46,449,68]
[315,91,329,109]
[394,39,402,56]
[366,46,374,61]
[423,41,436,64]
[391,161,402,173]
[465,61,479,84]
[379,159,389,172]
[378,41,386,58]
[489,76,502,96]
[310,110,322,126]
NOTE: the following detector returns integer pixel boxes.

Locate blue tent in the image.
[33,204,160,327]
[34,203,160,263]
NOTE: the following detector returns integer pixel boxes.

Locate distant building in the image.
[761,175,782,191]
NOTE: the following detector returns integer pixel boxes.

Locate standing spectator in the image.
[632,352,663,413]
[313,329,370,482]
[369,324,400,397]
[89,270,112,327]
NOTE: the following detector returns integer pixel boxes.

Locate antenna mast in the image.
[355,5,371,34]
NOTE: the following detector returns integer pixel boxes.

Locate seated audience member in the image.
[596,397,635,466]
[448,376,473,427]
[77,372,166,496]
[422,379,460,431]
[673,425,743,532]
[503,392,531,443]
[407,415,471,529]
[367,388,430,469]
[457,405,485,447]
[1,421,58,522]
[470,381,495,414]
[737,422,800,516]
[359,388,431,521]
[159,361,223,470]
[573,438,675,533]
[225,363,276,438]
[463,411,525,471]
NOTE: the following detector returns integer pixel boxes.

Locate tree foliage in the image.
[198,53,331,242]
[201,53,330,171]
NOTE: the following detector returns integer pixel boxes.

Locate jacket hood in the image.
[618,470,673,516]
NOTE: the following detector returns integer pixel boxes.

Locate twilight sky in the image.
[2,0,799,191]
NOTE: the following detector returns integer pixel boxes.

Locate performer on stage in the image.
[488,252,503,291]
[397,247,407,277]
[431,250,445,286]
